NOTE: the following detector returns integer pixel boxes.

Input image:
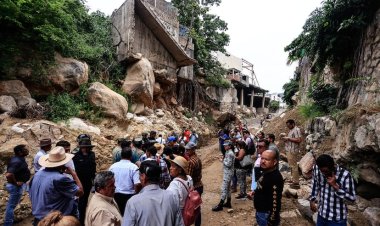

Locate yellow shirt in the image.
[85,192,122,226]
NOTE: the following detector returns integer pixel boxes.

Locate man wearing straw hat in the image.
[33,138,52,173]
[29,146,84,226]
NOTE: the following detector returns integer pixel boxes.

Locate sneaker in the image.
[235,194,247,200]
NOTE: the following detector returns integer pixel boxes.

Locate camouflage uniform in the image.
[221,149,235,200]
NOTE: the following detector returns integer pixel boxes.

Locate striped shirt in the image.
[143,156,171,189]
[309,165,356,221]
[285,126,301,152]
[188,154,203,189]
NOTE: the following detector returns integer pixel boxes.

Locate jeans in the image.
[194,186,203,226]
[317,215,347,226]
[255,211,270,226]
[4,183,24,226]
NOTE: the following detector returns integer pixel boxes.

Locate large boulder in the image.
[62,118,101,135]
[0,96,17,113]
[0,80,31,98]
[122,58,155,107]
[130,103,145,115]
[364,207,380,226]
[48,54,89,92]
[87,82,129,120]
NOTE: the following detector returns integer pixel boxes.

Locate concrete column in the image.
[240,89,244,106]
[250,89,255,109]
[262,92,266,108]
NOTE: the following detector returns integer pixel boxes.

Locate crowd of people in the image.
[4,120,356,226]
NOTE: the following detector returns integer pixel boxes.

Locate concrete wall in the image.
[206,86,238,112]
[112,0,194,80]
[215,51,243,72]
[133,15,177,76]
[112,0,135,62]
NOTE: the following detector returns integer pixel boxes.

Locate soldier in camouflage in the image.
[212,140,236,211]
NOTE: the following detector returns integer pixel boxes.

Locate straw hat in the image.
[154,143,165,155]
[169,156,189,175]
[38,146,74,168]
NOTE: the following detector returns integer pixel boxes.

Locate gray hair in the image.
[94,171,114,192]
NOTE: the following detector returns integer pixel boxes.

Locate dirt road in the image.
[199,139,312,226]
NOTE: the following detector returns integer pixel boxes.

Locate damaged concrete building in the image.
[111,0,269,115]
[111,0,198,112]
[213,52,270,115]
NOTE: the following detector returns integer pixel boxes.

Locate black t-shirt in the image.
[7,156,31,183]
[254,169,284,225]
[73,150,96,188]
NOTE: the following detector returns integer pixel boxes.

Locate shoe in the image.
[231,187,237,193]
[290,183,300,189]
[212,204,223,212]
[235,194,247,200]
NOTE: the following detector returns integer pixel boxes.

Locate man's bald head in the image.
[260,149,278,171]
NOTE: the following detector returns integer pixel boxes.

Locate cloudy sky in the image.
[86,0,322,93]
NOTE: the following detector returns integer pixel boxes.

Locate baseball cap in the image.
[168,136,176,142]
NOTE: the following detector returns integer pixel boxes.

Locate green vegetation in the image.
[204,111,215,125]
[46,93,82,122]
[0,0,122,81]
[284,0,380,114]
[282,78,299,106]
[299,103,324,119]
[308,83,339,113]
[184,111,193,119]
[171,0,230,87]
[46,85,102,122]
[268,100,280,112]
[1,0,126,121]
[285,0,380,82]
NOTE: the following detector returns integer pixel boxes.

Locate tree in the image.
[0,0,121,81]
[171,0,230,87]
[282,78,299,106]
[269,100,280,112]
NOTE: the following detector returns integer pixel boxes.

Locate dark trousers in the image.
[254,167,262,182]
[78,186,91,225]
[195,186,204,226]
[114,193,134,216]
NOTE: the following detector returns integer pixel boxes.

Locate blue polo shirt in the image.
[29,168,79,220]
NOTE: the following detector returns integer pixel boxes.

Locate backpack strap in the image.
[175,178,190,192]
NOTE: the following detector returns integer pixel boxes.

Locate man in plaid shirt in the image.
[309,154,356,226]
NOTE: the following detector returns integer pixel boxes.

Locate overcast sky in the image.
[86,0,322,93]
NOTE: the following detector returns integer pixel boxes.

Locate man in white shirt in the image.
[109,147,141,216]
[33,138,52,173]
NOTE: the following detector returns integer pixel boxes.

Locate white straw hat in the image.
[38,146,74,168]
